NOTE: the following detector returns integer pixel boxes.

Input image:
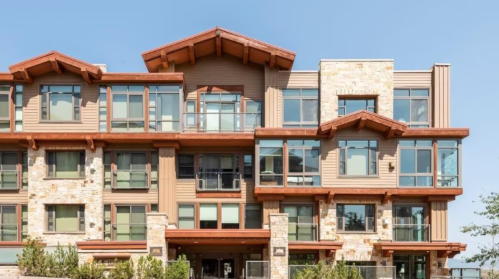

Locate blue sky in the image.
[1,0,497,261]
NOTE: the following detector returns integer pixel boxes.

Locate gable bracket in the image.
[243,43,249,65]
[49,58,63,75]
[356,116,366,131]
[160,51,169,70]
[188,44,196,65]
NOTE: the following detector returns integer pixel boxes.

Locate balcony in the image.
[393,224,430,242]
[109,223,147,241]
[183,112,260,132]
[0,171,18,190]
[288,223,318,242]
[197,172,240,191]
[336,217,375,232]
[113,170,149,189]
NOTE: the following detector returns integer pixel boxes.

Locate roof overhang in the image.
[141,27,296,72]
[374,242,467,258]
[289,241,343,257]
[165,229,270,245]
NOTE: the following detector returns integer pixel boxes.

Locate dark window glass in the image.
[178,155,195,179]
[336,204,375,232]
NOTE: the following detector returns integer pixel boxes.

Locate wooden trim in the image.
[95,73,184,83]
[81,69,92,84]
[433,139,438,188]
[106,85,111,133]
[165,229,271,239]
[243,43,249,65]
[195,203,200,229]
[0,241,47,248]
[49,58,63,75]
[152,141,181,149]
[144,85,149,133]
[216,36,222,58]
[9,84,14,133]
[160,51,169,70]
[288,242,343,251]
[76,241,147,250]
[256,194,285,201]
[398,128,469,138]
[188,44,196,65]
[196,192,242,198]
[239,203,244,229]
[16,204,21,241]
[92,254,131,259]
[217,203,222,229]
[374,242,466,255]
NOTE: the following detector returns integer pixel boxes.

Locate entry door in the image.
[220,259,235,278]
[394,254,427,279]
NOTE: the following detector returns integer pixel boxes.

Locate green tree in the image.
[17,238,52,276]
[292,258,363,279]
[71,261,106,279]
[137,254,165,279]
[461,192,499,279]
[165,255,190,279]
[109,259,135,279]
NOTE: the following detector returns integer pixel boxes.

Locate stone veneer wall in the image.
[147,213,168,263]
[28,146,104,246]
[319,60,394,122]
[269,213,288,279]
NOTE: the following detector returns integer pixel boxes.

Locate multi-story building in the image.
[0,27,468,279]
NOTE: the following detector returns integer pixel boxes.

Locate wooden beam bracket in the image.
[269,51,276,69]
[382,250,394,258]
[356,117,366,131]
[325,250,335,258]
[26,136,37,151]
[188,44,196,65]
[160,51,169,70]
[86,137,95,152]
[49,58,63,75]
[327,127,337,139]
[382,191,392,205]
[326,191,334,204]
[243,43,249,65]
[385,127,395,139]
[20,68,33,84]
[216,36,222,57]
[81,68,92,84]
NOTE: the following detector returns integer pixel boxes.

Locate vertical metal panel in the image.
[159,147,177,225]
[432,65,451,128]
[431,201,448,241]
[265,65,280,128]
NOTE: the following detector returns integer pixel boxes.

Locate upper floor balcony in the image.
[183,112,261,133]
[392,223,430,242]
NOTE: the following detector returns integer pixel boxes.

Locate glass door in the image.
[205,103,221,132]
[393,205,426,241]
[394,254,427,279]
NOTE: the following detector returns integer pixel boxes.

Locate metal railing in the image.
[0,224,18,241]
[113,170,149,189]
[246,260,270,278]
[336,217,375,232]
[288,223,318,242]
[197,172,240,191]
[393,223,430,242]
[431,277,482,279]
[110,223,147,241]
[289,265,397,279]
[0,170,18,190]
[183,112,261,132]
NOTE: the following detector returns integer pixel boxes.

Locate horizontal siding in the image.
[23,72,99,132]
[177,179,255,203]
[433,65,451,128]
[322,128,397,188]
[431,201,448,241]
[278,71,319,88]
[263,200,279,225]
[176,54,264,101]
[0,191,28,203]
[393,71,432,88]
[102,190,159,204]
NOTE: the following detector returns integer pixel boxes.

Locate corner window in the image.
[437,140,459,187]
[245,100,262,129]
[46,151,85,178]
[178,204,195,229]
[199,204,217,229]
[338,98,375,116]
[148,85,180,132]
[259,140,284,186]
[399,140,433,187]
[111,85,145,132]
[287,140,320,186]
[283,89,318,127]
[244,204,262,229]
[336,204,375,232]
[394,89,429,127]
[0,85,10,131]
[221,204,239,229]
[177,154,195,179]
[339,140,378,176]
[47,205,85,232]
[40,85,81,121]
[0,152,18,189]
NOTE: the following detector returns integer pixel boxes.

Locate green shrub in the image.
[71,261,107,279]
[109,259,135,279]
[164,255,190,279]
[51,244,79,277]
[137,254,165,279]
[17,238,52,276]
[292,258,364,279]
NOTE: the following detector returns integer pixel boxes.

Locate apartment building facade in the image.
[0,27,467,279]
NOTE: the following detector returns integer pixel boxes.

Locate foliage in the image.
[136,254,165,279]
[108,259,135,279]
[17,238,52,276]
[71,261,107,279]
[164,255,190,279]
[292,258,363,279]
[51,244,79,278]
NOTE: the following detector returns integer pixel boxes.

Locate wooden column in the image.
[158,147,177,225]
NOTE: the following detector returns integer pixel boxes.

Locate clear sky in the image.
[0,0,497,261]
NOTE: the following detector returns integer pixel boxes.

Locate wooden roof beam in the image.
[356,117,366,131]
[49,58,63,75]
[160,51,169,70]
[81,68,92,84]
[382,250,394,258]
[243,43,249,65]
[216,35,222,57]
[188,44,195,65]
[20,69,33,84]
[269,52,276,69]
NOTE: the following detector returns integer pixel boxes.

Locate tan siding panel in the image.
[393,72,432,88]
[102,190,159,204]
[265,66,280,128]
[432,65,451,128]
[278,72,319,88]
[263,200,279,225]
[0,191,28,203]
[159,147,177,224]
[23,72,99,132]
[176,179,255,203]
[321,128,397,188]
[431,201,448,241]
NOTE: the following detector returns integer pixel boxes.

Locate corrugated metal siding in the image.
[102,190,159,203]
[431,201,448,241]
[393,72,432,88]
[159,147,177,224]
[265,66,280,127]
[177,179,255,203]
[23,72,99,132]
[278,71,319,88]
[321,128,397,188]
[0,191,28,203]
[263,200,279,225]
[176,55,264,100]
[432,65,451,128]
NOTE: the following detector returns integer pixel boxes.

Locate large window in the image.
[115,152,147,189]
[393,205,428,242]
[40,85,81,121]
[177,154,195,179]
[0,206,17,241]
[0,85,10,131]
[338,98,376,116]
[394,89,429,127]
[399,140,433,187]
[259,140,284,186]
[288,140,320,186]
[437,140,459,187]
[0,152,18,189]
[221,204,239,229]
[46,151,85,179]
[245,100,262,128]
[46,205,85,232]
[283,205,316,241]
[198,155,240,190]
[283,89,318,127]
[114,205,146,241]
[111,85,145,132]
[289,253,316,265]
[178,204,195,229]
[199,93,241,132]
[244,204,262,229]
[339,140,377,176]
[199,204,217,229]
[148,85,180,132]
[337,204,375,232]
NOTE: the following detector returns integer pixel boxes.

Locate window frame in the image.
[0,205,19,241]
[243,154,253,179]
[113,151,149,189]
[45,150,86,179]
[336,204,376,233]
[178,203,196,229]
[197,154,240,191]
[110,85,146,132]
[0,85,11,132]
[177,154,196,179]
[39,84,81,122]
[98,86,108,132]
[46,204,85,233]
[393,88,431,128]
[287,140,321,186]
[338,97,376,116]
[0,151,20,190]
[199,203,218,229]
[111,204,147,241]
[221,203,240,229]
[244,100,263,128]
[398,140,434,187]
[338,139,378,177]
[282,88,319,128]
[244,203,262,229]
[437,140,461,187]
[148,84,182,133]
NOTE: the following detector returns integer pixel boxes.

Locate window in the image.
[283,89,318,127]
[103,152,112,188]
[337,204,375,232]
[21,205,28,241]
[98,86,107,131]
[114,205,146,241]
[21,152,28,189]
[46,205,85,232]
[243,154,253,179]
[200,93,241,132]
[339,140,377,176]
[111,85,145,132]
[338,98,375,116]
[259,140,284,186]
[115,152,147,189]
[104,205,111,241]
[178,154,195,179]
[394,89,429,127]
[150,152,158,189]
[148,85,180,132]
[437,140,459,187]
[399,140,433,187]
[184,100,197,130]
[244,204,262,229]
[245,100,262,128]
[0,152,18,189]
[40,85,81,121]
[198,154,239,190]
[0,206,17,241]
[393,205,428,242]
[199,204,217,229]
[288,140,320,186]
[150,204,158,213]
[283,205,316,241]
[46,151,85,178]
[178,204,195,229]
[0,85,10,131]
[221,204,239,229]
[14,85,23,131]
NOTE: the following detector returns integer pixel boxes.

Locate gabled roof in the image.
[141,27,296,72]
[318,110,408,139]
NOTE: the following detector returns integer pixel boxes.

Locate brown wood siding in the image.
[263,200,279,225]
[0,191,28,203]
[393,71,432,88]
[430,201,448,241]
[321,128,397,188]
[176,54,264,100]
[278,71,319,88]
[23,72,99,132]
[102,190,159,203]
[432,65,451,128]
[177,179,255,203]
[265,66,280,127]
[159,147,177,224]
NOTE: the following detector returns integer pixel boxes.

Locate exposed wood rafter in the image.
[20,69,33,84]
[326,191,334,204]
[385,127,395,139]
[215,36,222,57]
[382,250,394,257]
[328,127,337,139]
[382,191,392,204]
[356,117,366,131]
[188,44,195,65]
[81,69,92,84]
[49,58,63,75]
[160,51,169,70]
[86,137,95,152]
[269,52,276,69]
[243,43,249,65]
[26,136,37,151]
[326,250,335,258]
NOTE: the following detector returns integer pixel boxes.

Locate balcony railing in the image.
[393,223,430,242]
[0,224,18,241]
[197,172,240,191]
[0,170,18,190]
[183,112,261,132]
[113,170,149,189]
[336,217,375,232]
[288,223,318,242]
[110,223,147,241]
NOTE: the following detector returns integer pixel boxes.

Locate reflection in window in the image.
[399,140,433,187]
[0,85,10,131]
[46,151,85,178]
[177,154,195,179]
[178,204,195,229]
[259,140,283,186]
[40,85,81,121]
[337,204,375,232]
[283,205,315,241]
[244,204,261,229]
[47,205,85,232]
[338,99,375,116]
[287,140,321,186]
[111,85,145,132]
[437,140,459,187]
[148,85,180,132]
[200,204,217,229]
[394,89,429,127]
[243,154,253,179]
[339,140,377,176]
[283,89,318,127]
[115,152,147,189]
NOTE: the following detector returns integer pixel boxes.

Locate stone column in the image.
[147,213,168,263]
[269,213,288,279]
